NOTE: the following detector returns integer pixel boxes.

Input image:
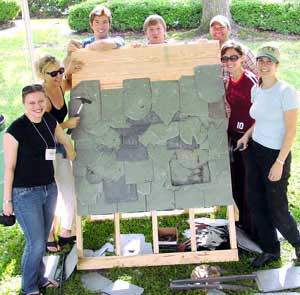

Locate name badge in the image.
[45,148,56,160]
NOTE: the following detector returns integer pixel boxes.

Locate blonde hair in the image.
[143,14,167,32]
[34,55,60,80]
[89,5,112,24]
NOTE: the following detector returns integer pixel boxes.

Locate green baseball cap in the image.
[256,45,280,63]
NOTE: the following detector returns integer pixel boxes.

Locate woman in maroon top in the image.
[221,41,258,238]
[35,55,82,252]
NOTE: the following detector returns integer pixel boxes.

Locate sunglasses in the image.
[221,55,240,63]
[22,84,44,98]
[46,67,65,77]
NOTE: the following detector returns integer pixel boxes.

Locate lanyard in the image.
[30,117,56,149]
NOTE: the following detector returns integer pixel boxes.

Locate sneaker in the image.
[251,252,280,267]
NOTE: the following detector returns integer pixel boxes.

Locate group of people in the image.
[2,4,300,295]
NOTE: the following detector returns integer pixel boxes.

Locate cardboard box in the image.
[158,227,178,246]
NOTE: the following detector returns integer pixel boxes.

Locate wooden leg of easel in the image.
[76,215,83,257]
[233,203,240,221]
[189,208,197,252]
[114,213,121,256]
[227,205,237,249]
[151,210,159,254]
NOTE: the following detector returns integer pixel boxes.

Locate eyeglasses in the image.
[22,84,44,98]
[46,67,65,77]
[221,55,240,63]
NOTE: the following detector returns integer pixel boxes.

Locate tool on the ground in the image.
[66,96,92,134]
[170,273,257,291]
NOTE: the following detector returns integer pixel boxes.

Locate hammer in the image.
[67,96,92,134]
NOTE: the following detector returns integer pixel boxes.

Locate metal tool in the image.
[233,142,244,152]
[170,273,257,291]
[66,96,92,135]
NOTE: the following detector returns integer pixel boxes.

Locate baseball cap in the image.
[256,45,280,63]
[210,15,231,29]
[89,5,112,23]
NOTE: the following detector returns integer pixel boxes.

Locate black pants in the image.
[228,131,256,238]
[247,140,300,254]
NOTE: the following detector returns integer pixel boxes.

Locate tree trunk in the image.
[199,0,231,33]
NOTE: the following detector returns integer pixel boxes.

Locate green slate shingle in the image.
[123,78,152,121]
[151,80,180,125]
[179,76,208,117]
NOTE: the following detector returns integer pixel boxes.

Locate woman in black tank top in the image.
[35,55,83,252]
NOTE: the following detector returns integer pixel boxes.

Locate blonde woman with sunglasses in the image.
[35,55,82,252]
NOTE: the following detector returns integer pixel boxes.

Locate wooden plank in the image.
[72,41,220,89]
[76,215,83,257]
[151,211,159,254]
[114,213,121,256]
[227,205,237,250]
[189,208,197,252]
[77,249,238,270]
[88,208,215,222]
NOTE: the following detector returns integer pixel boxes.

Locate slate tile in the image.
[88,122,121,149]
[208,100,226,119]
[76,199,90,216]
[174,187,205,209]
[151,80,180,125]
[123,78,152,121]
[88,192,118,214]
[75,176,98,206]
[89,151,124,182]
[103,175,138,203]
[179,75,208,117]
[194,65,224,103]
[137,182,152,195]
[102,279,144,295]
[80,271,113,292]
[70,80,102,127]
[147,183,176,211]
[124,160,154,184]
[117,195,146,213]
[179,117,204,145]
[169,158,210,186]
[101,88,126,128]
[139,122,179,146]
[147,146,174,186]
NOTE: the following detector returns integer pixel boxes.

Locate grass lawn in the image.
[0,18,300,295]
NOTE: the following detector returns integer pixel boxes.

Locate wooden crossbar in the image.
[76,205,238,269]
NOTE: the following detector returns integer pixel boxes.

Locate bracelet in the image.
[276,158,284,165]
[4,199,12,204]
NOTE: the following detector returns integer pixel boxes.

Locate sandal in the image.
[40,279,59,289]
[58,235,76,247]
[46,241,61,253]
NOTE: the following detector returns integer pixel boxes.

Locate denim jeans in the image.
[13,182,57,294]
[247,140,300,254]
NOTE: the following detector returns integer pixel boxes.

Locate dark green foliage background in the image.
[231,0,300,34]
[68,0,202,32]
[0,0,20,23]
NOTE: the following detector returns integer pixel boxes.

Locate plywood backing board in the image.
[72,41,220,89]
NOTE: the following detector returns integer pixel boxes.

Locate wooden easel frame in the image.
[75,205,238,270]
